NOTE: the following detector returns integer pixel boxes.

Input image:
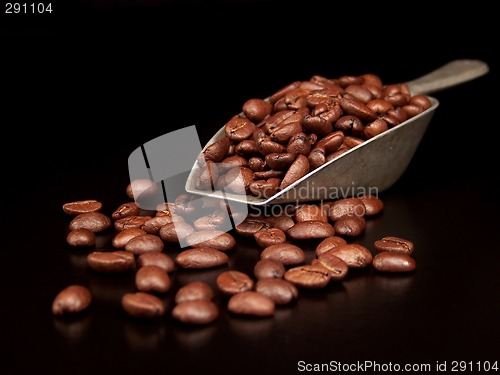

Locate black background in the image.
[1,1,499,375]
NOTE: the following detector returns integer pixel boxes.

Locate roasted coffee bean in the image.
[175,248,229,269]
[372,252,416,272]
[253,228,287,248]
[265,153,296,170]
[388,106,409,123]
[253,169,284,180]
[203,137,231,162]
[294,204,328,223]
[315,131,345,154]
[52,285,92,316]
[364,118,388,139]
[284,263,331,289]
[227,291,275,317]
[258,138,286,155]
[315,236,348,257]
[373,236,414,255]
[121,292,165,318]
[66,228,96,247]
[235,140,259,157]
[385,93,409,107]
[124,234,164,255]
[195,160,219,190]
[265,213,295,232]
[114,215,152,232]
[409,94,432,110]
[380,112,401,127]
[172,300,219,325]
[225,115,255,142]
[255,278,298,305]
[284,88,309,109]
[361,73,383,88]
[159,222,195,244]
[63,200,102,216]
[287,221,335,240]
[111,202,140,220]
[193,211,227,231]
[261,243,306,266]
[112,228,147,248]
[343,136,364,148]
[253,258,286,279]
[135,265,171,294]
[334,115,364,137]
[154,202,176,217]
[327,197,366,221]
[141,215,172,234]
[362,83,384,99]
[287,132,312,156]
[219,155,248,173]
[269,81,301,104]
[340,96,378,122]
[333,215,366,237]
[216,270,254,296]
[87,251,135,273]
[339,75,364,87]
[185,230,236,251]
[235,217,270,237]
[345,84,373,104]
[243,98,272,123]
[308,148,326,170]
[325,244,373,268]
[69,212,112,233]
[175,281,214,304]
[137,252,175,273]
[302,114,333,136]
[358,194,384,216]
[314,253,349,281]
[222,166,254,195]
[249,178,281,198]
[326,146,350,161]
[280,154,309,190]
[173,194,201,216]
[366,99,394,115]
[247,157,266,172]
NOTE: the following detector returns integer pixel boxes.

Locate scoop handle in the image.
[406,59,489,96]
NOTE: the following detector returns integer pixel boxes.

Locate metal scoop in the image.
[185,59,489,206]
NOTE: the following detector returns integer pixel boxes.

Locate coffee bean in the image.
[280,154,310,190]
[334,115,364,137]
[185,230,236,251]
[158,222,195,244]
[372,252,416,272]
[141,215,172,234]
[261,243,306,266]
[284,263,331,289]
[265,213,295,233]
[294,204,328,223]
[135,265,171,294]
[124,234,164,255]
[247,157,266,172]
[234,140,259,157]
[358,195,384,216]
[225,115,256,142]
[111,228,147,249]
[314,253,349,281]
[235,217,270,237]
[172,300,219,325]
[175,248,229,269]
[175,281,214,304]
[327,197,366,221]
[315,236,348,257]
[137,252,175,273]
[243,98,273,123]
[221,166,254,195]
[253,169,284,180]
[308,148,326,170]
[114,215,152,232]
[258,138,287,155]
[253,228,287,248]
[66,228,96,247]
[87,251,135,273]
[219,155,249,173]
[52,285,92,316]
[126,179,160,201]
[111,202,140,220]
[364,118,388,139]
[345,84,373,104]
[62,200,103,216]
[287,132,312,156]
[203,137,231,162]
[325,244,373,268]
[366,99,393,115]
[315,131,345,153]
[373,236,414,255]
[249,178,281,198]
[121,292,165,318]
[287,221,335,240]
[216,270,254,296]
[193,211,227,231]
[253,258,286,279]
[340,96,378,122]
[69,212,112,233]
[333,215,366,237]
[227,291,275,317]
[255,278,298,305]
[265,153,296,170]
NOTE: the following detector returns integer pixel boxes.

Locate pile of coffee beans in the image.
[53,188,416,324]
[195,73,432,198]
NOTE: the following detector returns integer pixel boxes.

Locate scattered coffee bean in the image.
[135,265,171,294]
[172,300,219,325]
[111,228,147,249]
[114,215,152,232]
[141,215,173,234]
[333,215,366,237]
[124,234,164,255]
[287,220,335,240]
[69,212,112,233]
[175,248,229,269]
[372,252,416,272]
[185,230,236,251]
[294,204,328,223]
[373,236,414,255]
[216,270,254,296]
[325,244,373,268]
[52,285,92,316]
[137,252,175,273]
[111,202,140,220]
[253,228,287,248]
[284,264,331,289]
[314,253,349,281]
[121,292,165,318]
[253,258,286,279]
[315,236,348,257]
[327,197,366,221]
[358,195,384,216]
[227,291,275,317]
[175,281,214,304]
[255,278,298,305]
[66,228,96,247]
[62,200,102,216]
[260,243,306,266]
[159,222,195,244]
[87,251,135,273]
